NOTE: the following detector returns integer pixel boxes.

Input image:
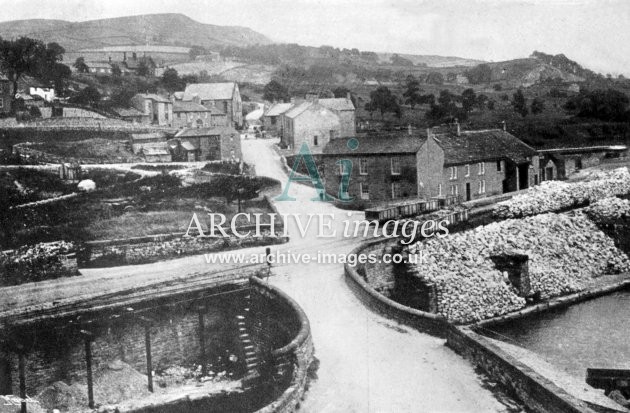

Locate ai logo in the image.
[275,138,359,202]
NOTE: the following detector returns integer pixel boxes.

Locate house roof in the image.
[323,134,426,155]
[134,93,171,104]
[85,61,113,69]
[319,98,355,111]
[142,142,170,156]
[264,103,293,117]
[285,102,314,119]
[173,91,185,100]
[435,129,538,166]
[175,126,238,138]
[131,132,167,141]
[112,107,146,117]
[182,83,236,101]
[181,141,198,151]
[173,101,212,113]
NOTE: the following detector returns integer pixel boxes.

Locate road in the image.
[241,138,508,412]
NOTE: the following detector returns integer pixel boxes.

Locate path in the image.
[241,138,507,412]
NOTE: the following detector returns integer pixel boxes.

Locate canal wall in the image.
[0,275,314,413]
[445,327,597,413]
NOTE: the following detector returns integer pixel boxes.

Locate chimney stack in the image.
[454,119,460,136]
[502,120,506,131]
[347,92,352,101]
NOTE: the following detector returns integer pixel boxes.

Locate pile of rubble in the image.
[584,197,630,223]
[494,168,630,219]
[407,212,630,323]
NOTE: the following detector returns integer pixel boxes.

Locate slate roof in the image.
[182,83,236,101]
[135,93,171,104]
[323,134,426,155]
[319,98,355,111]
[175,126,238,138]
[173,101,212,113]
[112,107,146,117]
[436,129,538,166]
[264,102,294,117]
[180,141,198,151]
[285,102,314,119]
[142,142,170,156]
[131,132,167,141]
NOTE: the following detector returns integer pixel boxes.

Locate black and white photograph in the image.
[0,0,629,412]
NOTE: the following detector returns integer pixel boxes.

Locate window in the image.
[360,183,370,199]
[391,157,401,175]
[478,180,486,194]
[271,117,277,125]
[391,182,401,199]
[314,136,318,146]
[0,98,3,109]
[478,162,485,175]
[438,183,443,197]
[330,130,336,140]
[497,160,502,172]
[450,166,458,180]
[359,158,368,175]
[465,164,470,177]
[451,184,458,196]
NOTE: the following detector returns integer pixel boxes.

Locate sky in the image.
[1,0,629,76]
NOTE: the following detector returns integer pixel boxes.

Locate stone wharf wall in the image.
[345,238,601,413]
[88,277,314,413]
[0,277,313,413]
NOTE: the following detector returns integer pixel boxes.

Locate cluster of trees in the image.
[464,63,492,84]
[512,89,545,117]
[564,89,630,121]
[0,36,71,108]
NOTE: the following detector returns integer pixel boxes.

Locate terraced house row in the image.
[319,124,541,204]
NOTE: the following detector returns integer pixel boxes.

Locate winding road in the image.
[241,138,508,412]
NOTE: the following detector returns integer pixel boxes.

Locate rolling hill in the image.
[0,13,272,52]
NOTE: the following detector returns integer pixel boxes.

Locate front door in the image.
[465,183,471,201]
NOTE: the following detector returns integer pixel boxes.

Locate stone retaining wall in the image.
[344,240,449,338]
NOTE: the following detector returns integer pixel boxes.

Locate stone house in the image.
[111,107,150,124]
[419,126,540,201]
[182,82,243,128]
[263,102,293,136]
[0,73,11,114]
[537,146,622,180]
[130,132,169,154]
[318,96,356,138]
[85,61,113,75]
[131,94,173,126]
[142,142,172,162]
[320,126,539,204]
[172,100,227,129]
[281,101,342,154]
[171,127,242,162]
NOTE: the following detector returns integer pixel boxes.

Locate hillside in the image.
[0,13,272,52]
[482,58,585,87]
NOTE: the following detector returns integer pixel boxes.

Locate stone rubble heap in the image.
[494,167,630,219]
[584,197,630,223]
[407,212,630,323]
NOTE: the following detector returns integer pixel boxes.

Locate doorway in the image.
[465,182,471,201]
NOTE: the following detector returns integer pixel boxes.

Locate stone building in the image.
[131,94,173,126]
[172,100,227,129]
[171,127,242,162]
[281,101,342,154]
[320,126,539,204]
[318,96,356,137]
[182,82,243,128]
[537,146,627,181]
[262,103,293,136]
